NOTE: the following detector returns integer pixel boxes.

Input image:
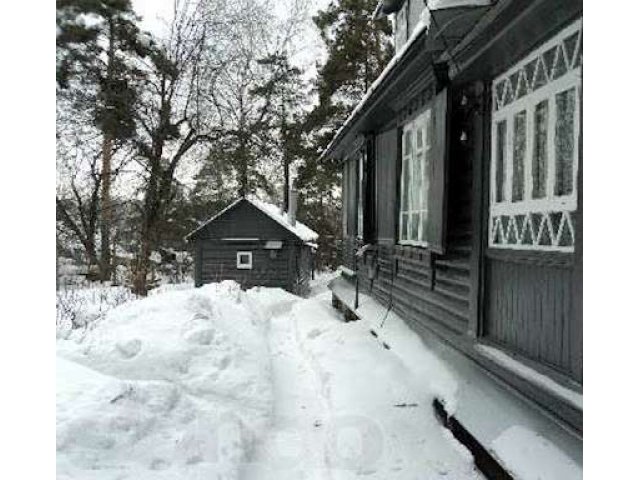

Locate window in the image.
[357,150,364,239]
[399,109,432,245]
[490,18,581,252]
[236,251,252,269]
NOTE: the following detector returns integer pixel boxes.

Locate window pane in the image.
[495,121,507,202]
[555,88,576,196]
[422,150,430,211]
[401,158,409,212]
[410,213,420,240]
[412,153,422,211]
[404,130,412,156]
[532,100,548,199]
[512,110,526,202]
[421,211,429,243]
[400,213,408,240]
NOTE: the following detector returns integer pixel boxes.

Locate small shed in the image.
[185,195,318,295]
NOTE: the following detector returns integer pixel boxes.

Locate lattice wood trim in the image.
[489,18,582,253]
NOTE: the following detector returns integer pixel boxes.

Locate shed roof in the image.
[185,197,319,243]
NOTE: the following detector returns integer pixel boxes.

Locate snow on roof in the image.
[322,0,492,160]
[185,197,319,243]
[247,197,319,242]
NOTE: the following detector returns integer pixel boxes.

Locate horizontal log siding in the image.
[359,99,474,336]
[200,242,292,290]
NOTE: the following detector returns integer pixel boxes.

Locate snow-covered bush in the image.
[56,286,138,335]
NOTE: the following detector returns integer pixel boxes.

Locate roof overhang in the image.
[373,0,405,20]
[185,196,319,243]
[323,3,494,162]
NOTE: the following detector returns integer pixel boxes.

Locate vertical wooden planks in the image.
[484,258,578,381]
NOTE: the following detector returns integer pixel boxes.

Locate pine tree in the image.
[57,0,153,281]
[251,53,310,208]
[312,0,393,129]
[294,0,393,268]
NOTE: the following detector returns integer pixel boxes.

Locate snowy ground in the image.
[57,274,482,479]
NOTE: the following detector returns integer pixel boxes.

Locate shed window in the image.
[236,251,252,269]
[490,18,581,252]
[399,109,432,245]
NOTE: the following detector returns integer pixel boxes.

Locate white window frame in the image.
[398,108,432,247]
[236,251,253,270]
[489,18,582,253]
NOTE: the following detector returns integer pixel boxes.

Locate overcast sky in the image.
[131,0,332,76]
[128,0,332,188]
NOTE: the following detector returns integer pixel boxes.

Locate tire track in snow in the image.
[241,305,334,480]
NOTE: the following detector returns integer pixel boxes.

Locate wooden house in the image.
[186,194,318,295]
[325,0,582,466]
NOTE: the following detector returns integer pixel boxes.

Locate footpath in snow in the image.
[242,285,480,480]
[56,276,481,479]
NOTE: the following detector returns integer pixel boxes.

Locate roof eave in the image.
[320,2,495,162]
[320,27,429,162]
[375,0,405,19]
[183,198,245,242]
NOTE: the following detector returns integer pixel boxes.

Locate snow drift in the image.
[57,281,297,480]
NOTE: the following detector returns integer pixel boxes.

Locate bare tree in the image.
[204,0,311,197]
[131,0,226,295]
[56,95,133,280]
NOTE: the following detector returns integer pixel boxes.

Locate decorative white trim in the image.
[399,108,432,245]
[236,251,253,270]
[489,18,582,252]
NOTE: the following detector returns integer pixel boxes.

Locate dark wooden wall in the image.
[344,81,582,381]
[355,87,474,338]
[342,155,359,270]
[198,240,293,290]
[335,0,583,431]
[192,199,312,294]
[475,8,583,384]
[484,258,581,381]
[375,128,398,243]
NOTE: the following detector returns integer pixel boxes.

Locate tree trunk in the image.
[133,233,152,296]
[282,102,289,213]
[100,133,113,281]
[239,129,248,197]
